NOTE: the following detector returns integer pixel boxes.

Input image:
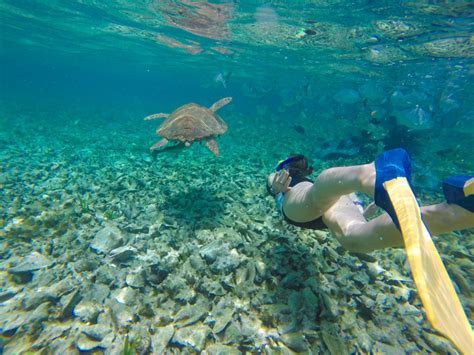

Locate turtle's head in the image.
[276,154,313,178]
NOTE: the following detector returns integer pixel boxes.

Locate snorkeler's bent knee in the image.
[338,214,402,253]
[329,202,474,254]
[329,216,401,253]
[321,196,401,253]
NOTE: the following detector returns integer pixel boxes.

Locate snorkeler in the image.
[267,149,474,351]
[266,149,474,253]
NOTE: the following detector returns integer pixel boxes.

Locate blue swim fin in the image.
[443,175,474,212]
[374,148,413,228]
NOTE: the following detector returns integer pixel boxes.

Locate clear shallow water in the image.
[0,1,473,353]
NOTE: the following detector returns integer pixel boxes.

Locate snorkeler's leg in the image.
[420,202,474,235]
[324,200,474,253]
[321,195,368,237]
[307,163,375,212]
[321,196,400,253]
[308,148,413,219]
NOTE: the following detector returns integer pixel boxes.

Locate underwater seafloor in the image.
[1,0,474,353]
[0,100,472,354]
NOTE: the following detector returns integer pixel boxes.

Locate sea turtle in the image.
[144,97,232,156]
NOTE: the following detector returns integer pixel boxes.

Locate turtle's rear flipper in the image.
[150,138,169,151]
[206,139,219,157]
[209,97,232,112]
[144,113,169,121]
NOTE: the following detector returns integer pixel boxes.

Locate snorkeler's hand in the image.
[271,169,292,193]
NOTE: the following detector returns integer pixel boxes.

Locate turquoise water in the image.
[0,1,473,353]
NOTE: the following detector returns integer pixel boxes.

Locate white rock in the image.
[91,226,124,254]
[73,301,101,322]
[126,268,146,288]
[109,245,137,262]
[172,325,211,351]
[76,334,102,351]
[9,252,53,274]
[115,287,137,306]
[151,325,175,354]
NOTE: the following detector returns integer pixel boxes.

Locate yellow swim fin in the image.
[385,177,474,353]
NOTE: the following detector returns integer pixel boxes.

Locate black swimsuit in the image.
[281,176,328,230]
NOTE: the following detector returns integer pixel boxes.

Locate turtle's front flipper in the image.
[150,138,169,151]
[209,97,232,112]
[144,113,169,121]
[206,139,219,157]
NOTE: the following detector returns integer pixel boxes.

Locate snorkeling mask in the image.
[275,154,305,172]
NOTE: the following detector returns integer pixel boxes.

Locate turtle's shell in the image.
[157,103,228,142]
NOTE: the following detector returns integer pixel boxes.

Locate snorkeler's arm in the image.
[269,170,292,194]
[266,173,278,196]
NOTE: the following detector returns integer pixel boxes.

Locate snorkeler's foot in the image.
[443,175,474,212]
[374,148,412,228]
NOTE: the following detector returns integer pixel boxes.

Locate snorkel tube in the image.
[275,154,305,172]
